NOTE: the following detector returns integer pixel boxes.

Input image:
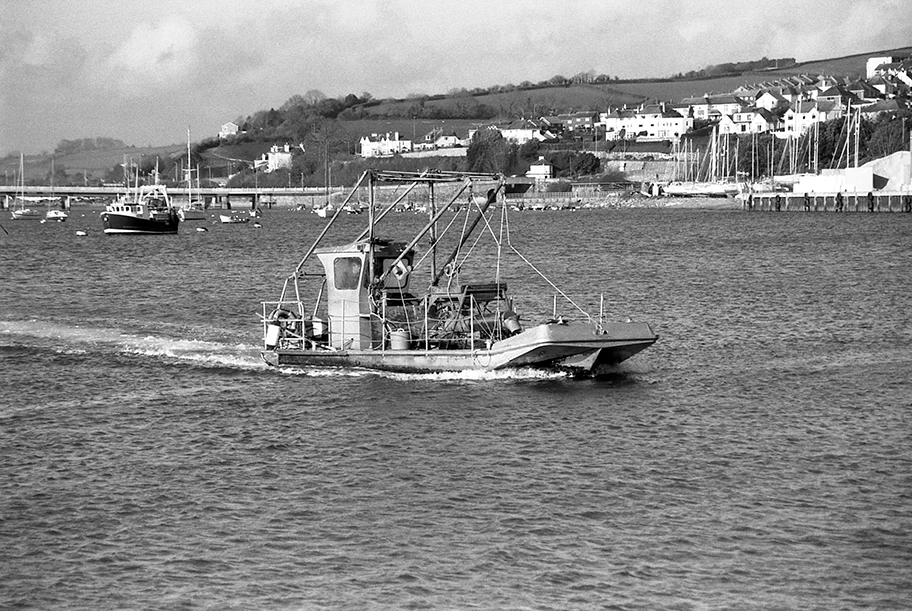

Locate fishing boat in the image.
[10,154,43,221]
[101,184,179,235]
[259,170,657,375]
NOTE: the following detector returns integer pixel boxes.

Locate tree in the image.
[518,139,541,162]
[466,129,509,174]
[571,152,600,176]
[280,95,309,111]
[865,111,912,160]
[304,89,327,105]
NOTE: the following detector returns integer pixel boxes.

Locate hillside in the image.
[589,45,912,102]
[0,144,185,184]
[359,85,647,119]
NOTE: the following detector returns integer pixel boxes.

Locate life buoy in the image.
[269,308,294,323]
[392,260,411,281]
[443,262,456,278]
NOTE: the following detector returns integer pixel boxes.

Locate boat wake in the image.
[0,319,266,371]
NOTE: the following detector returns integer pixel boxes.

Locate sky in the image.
[2,0,910,156]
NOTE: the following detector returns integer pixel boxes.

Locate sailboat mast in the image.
[854,106,860,168]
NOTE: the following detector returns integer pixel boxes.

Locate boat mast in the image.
[428,181,437,281]
[368,171,375,282]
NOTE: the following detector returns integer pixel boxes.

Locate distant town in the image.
[351,54,910,157]
[214,52,911,192]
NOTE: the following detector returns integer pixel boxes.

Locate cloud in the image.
[103,17,199,93]
[2,0,911,156]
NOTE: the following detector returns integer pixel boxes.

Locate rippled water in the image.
[2,206,911,610]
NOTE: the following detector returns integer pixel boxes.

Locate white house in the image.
[498,119,551,144]
[359,132,413,158]
[867,56,895,78]
[600,108,637,140]
[679,95,748,121]
[599,104,691,141]
[755,91,788,112]
[780,100,839,137]
[718,108,779,135]
[526,156,553,182]
[219,122,239,139]
[254,143,294,173]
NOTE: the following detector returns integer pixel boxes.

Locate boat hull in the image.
[11,209,43,220]
[663,182,739,197]
[220,214,249,224]
[263,321,657,375]
[102,211,179,234]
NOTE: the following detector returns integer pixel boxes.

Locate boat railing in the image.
[262,300,320,350]
[502,291,623,328]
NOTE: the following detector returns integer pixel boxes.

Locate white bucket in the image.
[265,324,282,348]
[311,318,326,336]
[390,328,410,350]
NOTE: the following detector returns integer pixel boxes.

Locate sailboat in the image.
[260,170,657,375]
[43,159,68,222]
[10,154,43,221]
[663,127,740,197]
[178,129,207,221]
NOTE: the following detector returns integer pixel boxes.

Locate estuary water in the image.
[2,205,911,610]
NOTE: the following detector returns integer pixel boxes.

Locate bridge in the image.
[0,185,337,209]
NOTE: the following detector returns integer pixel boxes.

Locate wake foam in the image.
[279,365,568,381]
[0,319,265,371]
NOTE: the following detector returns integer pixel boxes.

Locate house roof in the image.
[680,94,746,106]
[502,119,539,130]
[754,108,779,123]
[758,91,788,103]
[789,100,837,114]
[861,98,909,113]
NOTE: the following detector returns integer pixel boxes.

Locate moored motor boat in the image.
[260,170,657,375]
[220,213,249,224]
[45,209,68,222]
[101,184,180,235]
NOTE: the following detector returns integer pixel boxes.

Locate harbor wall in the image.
[746,190,912,212]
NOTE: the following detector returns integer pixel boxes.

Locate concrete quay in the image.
[746,191,912,213]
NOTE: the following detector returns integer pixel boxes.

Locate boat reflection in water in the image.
[260,170,657,375]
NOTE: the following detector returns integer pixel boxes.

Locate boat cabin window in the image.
[333,257,363,290]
